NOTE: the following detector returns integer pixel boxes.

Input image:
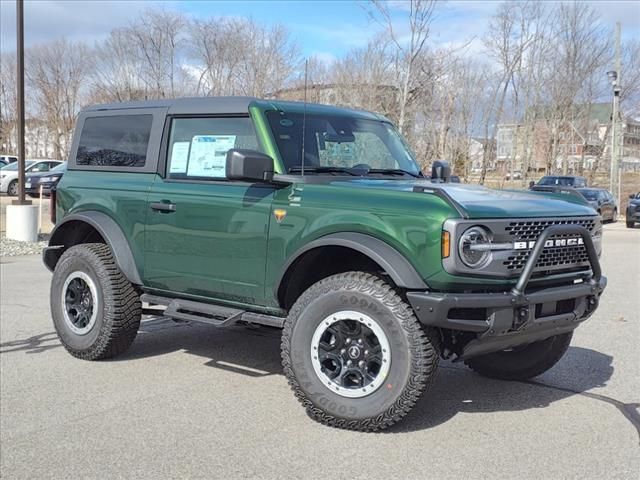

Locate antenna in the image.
[301,59,308,176]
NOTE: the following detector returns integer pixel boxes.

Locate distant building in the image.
[496,102,640,175]
[469,137,497,173]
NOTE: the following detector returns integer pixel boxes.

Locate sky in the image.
[0,0,638,61]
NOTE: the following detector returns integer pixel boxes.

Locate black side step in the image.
[140,294,285,329]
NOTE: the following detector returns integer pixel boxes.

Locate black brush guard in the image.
[407,225,607,360]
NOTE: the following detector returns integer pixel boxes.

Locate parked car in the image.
[0,155,18,167]
[576,188,617,223]
[43,97,606,432]
[536,175,587,188]
[505,170,522,180]
[0,159,63,196]
[627,192,640,228]
[25,162,67,197]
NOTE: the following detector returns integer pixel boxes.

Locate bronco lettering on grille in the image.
[513,237,585,250]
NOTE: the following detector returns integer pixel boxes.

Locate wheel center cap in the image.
[348,345,361,359]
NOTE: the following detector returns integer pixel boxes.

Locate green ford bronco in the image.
[44,97,606,431]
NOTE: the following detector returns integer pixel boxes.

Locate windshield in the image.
[266,111,420,176]
[579,189,599,201]
[1,160,35,171]
[50,163,67,173]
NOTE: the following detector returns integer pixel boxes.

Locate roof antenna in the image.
[301,59,308,176]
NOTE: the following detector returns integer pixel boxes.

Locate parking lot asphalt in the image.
[1,222,639,479]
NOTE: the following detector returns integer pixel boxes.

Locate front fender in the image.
[276,232,429,293]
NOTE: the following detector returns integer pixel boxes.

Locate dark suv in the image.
[627,193,640,228]
[536,175,587,188]
[43,97,606,431]
[576,188,617,223]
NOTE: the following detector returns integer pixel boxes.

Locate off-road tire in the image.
[281,272,438,432]
[465,332,573,381]
[7,179,18,196]
[51,243,141,360]
[627,219,635,228]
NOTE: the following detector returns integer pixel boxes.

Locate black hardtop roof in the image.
[83,96,259,115]
[81,96,388,121]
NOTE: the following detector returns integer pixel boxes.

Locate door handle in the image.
[150,202,176,213]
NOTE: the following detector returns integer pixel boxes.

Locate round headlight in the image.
[458,226,491,268]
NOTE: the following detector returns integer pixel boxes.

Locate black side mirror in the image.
[431,160,451,183]
[226,149,274,182]
[630,194,636,199]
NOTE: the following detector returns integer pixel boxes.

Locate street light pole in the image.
[12,0,30,206]
[6,0,38,242]
[607,69,621,207]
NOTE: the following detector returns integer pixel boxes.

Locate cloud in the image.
[310,51,338,66]
[0,0,177,52]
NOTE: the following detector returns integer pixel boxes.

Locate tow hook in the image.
[513,306,529,331]
[585,295,598,315]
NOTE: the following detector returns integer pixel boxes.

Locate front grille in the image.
[504,218,596,240]
[503,218,596,272]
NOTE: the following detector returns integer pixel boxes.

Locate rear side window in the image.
[167,117,259,180]
[76,115,153,167]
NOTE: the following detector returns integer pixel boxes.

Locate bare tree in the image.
[367,0,436,136]
[540,2,611,174]
[235,20,299,97]
[479,1,542,184]
[127,8,187,99]
[189,18,245,96]
[620,39,640,118]
[189,18,298,97]
[91,28,148,103]
[330,36,395,116]
[0,53,17,154]
[26,39,88,159]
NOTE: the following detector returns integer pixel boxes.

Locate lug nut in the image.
[358,360,365,368]
[347,360,352,366]
[346,338,351,345]
[358,339,363,345]
[364,350,369,356]
[340,348,346,355]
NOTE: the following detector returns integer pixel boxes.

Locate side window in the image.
[31,163,50,172]
[76,115,153,167]
[166,117,259,180]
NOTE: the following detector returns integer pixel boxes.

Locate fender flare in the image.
[44,211,142,285]
[277,232,428,294]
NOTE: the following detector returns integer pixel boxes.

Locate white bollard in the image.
[6,204,39,242]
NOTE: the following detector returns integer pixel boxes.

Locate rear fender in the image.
[43,211,142,285]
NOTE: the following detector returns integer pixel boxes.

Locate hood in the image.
[328,178,596,219]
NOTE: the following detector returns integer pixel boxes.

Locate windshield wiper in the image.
[288,166,362,176]
[367,168,423,178]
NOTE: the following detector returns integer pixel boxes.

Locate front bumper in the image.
[626,207,640,222]
[407,224,607,360]
[26,183,55,196]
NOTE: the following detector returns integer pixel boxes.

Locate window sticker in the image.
[187,135,236,178]
[169,141,190,173]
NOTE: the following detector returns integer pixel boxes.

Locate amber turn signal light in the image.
[442,231,450,258]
